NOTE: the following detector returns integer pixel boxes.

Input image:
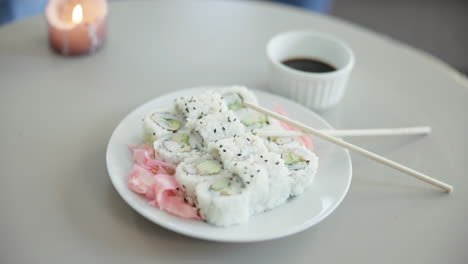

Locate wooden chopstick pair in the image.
[245,102,453,193]
[256,126,431,138]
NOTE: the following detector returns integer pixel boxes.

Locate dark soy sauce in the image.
[282,58,336,73]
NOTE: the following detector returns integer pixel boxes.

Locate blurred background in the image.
[1,0,466,75]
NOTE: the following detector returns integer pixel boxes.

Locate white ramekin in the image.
[267,31,355,111]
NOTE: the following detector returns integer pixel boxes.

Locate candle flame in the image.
[72,4,83,24]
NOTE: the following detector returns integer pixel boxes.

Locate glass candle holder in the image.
[45,0,108,56]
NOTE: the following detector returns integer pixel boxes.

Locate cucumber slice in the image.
[272,136,295,145]
[164,119,181,131]
[167,134,191,152]
[224,93,245,110]
[210,178,230,191]
[171,134,189,145]
[197,160,222,175]
[282,151,303,165]
[228,103,244,110]
[240,113,268,127]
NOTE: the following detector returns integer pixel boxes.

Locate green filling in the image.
[241,114,268,127]
[164,119,181,131]
[282,151,304,165]
[169,134,190,152]
[210,178,230,191]
[225,93,245,110]
[228,103,244,110]
[197,160,222,175]
[171,134,189,144]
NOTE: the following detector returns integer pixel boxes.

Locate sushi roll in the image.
[228,159,269,214]
[153,129,205,165]
[220,86,258,110]
[220,86,276,130]
[252,152,292,210]
[143,109,185,144]
[263,124,303,152]
[280,146,319,196]
[196,176,251,226]
[264,136,303,152]
[175,155,230,200]
[234,108,271,130]
[186,111,245,142]
[174,91,228,120]
[207,132,268,167]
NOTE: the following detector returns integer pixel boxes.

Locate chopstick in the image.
[256,126,431,138]
[244,102,453,193]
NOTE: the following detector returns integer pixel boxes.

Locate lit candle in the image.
[45,0,108,56]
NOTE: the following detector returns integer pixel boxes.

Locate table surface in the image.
[1,1,467,263]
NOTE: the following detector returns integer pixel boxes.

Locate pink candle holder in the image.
[45,0,108,56]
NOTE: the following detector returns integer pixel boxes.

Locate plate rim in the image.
[106,87,352,242]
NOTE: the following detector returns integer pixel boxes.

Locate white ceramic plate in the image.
[106,87,352,242]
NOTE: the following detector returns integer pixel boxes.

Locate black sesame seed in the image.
[247,138,250,141]
[250,175,254,178]
[237,153,242,156]
[223,149,226,152]
[234,163,238,166]
[257,170,260,173]
[306,160,310,164]
[246,181,250,184]
[266,121,270,125]
[220,145,223,148]
[193,107,196,110]
[186,107,189,112]
[222,127,225,131]
[260,155,263,158]
[276,162,280,165]
[264,160,268,162]
[153,133,156,136]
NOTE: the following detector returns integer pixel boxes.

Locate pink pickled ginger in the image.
[127,144,200,220]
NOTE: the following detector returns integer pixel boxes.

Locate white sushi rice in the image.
[186,111,245,142]
[174,91,228,120]
[196,177,251,226]
[145,87,319,226]
[227,159,270,214]
[206,132,268,167]
[175,155,230,200]
[153,129,204,165]
[262,124,304,153]
[252,152,292,210]
[143,109,185,144]
[220,86,259,108]
[281,146,319,196]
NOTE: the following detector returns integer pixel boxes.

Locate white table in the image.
[1,1,467,263]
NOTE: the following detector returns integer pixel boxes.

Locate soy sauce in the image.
[282,58,336,73]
